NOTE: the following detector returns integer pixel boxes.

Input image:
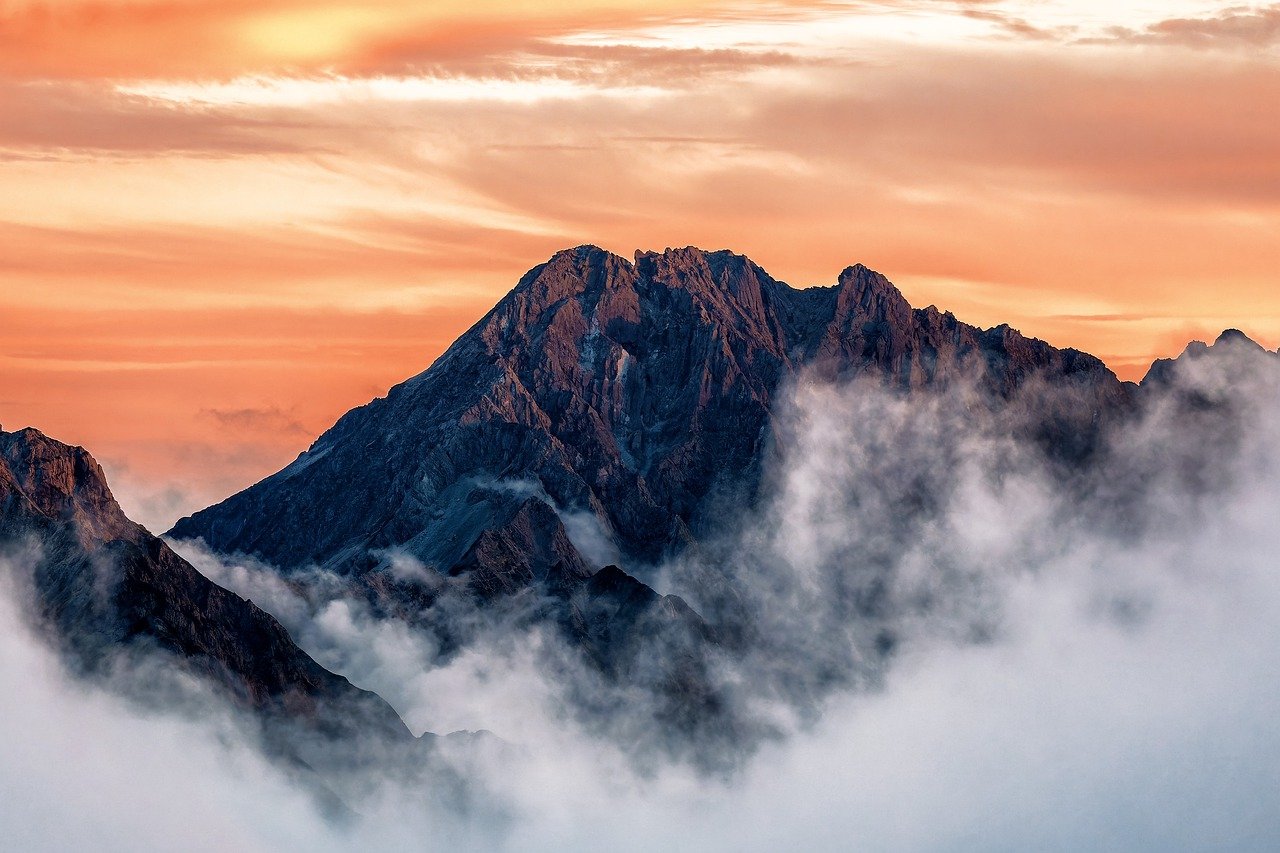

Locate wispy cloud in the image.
[201,406,311,437]
[1101,3,1280,49]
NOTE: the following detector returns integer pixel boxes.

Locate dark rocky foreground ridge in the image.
[0,426,413,751]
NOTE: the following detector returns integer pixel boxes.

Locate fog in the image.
[4,336,1280,850]
[0,554,334,852]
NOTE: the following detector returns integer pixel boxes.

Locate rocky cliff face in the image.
[172,245,1129,584]
[163,246,1136,757]
[0,427,410,746]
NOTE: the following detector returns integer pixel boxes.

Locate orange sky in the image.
[2,0,1278,531]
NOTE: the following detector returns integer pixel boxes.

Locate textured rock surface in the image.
[163,246,1140,754]
[172,245,1130,586]
[0,427,410,744]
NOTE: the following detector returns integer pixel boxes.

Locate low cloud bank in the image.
[0,559,335,852]
[6,337,1280,850]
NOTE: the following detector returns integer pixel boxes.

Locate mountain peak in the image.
[1142,327,1274,386]
[834,261,911,319]
[521,245,901,307]
[838,261,883,278]
[1214,328,1265,350]
[0,426,140,544]
[174,247,1131,579]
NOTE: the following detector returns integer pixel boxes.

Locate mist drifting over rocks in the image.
[3,248,1279,850]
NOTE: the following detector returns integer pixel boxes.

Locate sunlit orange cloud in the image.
[1,0,1278,529]
[0,0,736,78]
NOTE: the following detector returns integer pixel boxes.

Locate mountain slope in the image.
[0,426,411,746]
[172,245,1129,585]
[164,246,1138,761]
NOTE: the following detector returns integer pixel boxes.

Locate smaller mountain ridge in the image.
[0,426,411,746]
[1143,328,1277,386]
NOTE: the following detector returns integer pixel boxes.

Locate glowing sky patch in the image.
[118,74,671,108]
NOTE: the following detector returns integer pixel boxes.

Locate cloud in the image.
[116,340,1278,849]
[0,0,734,79]
[959,6,1065,41]
[465,339,1280,848]
[201,406,311,437]
[0,81,323,156]
[0,554,340,852]
[1047,312,1153,322]
[10,336,1280,848]
[1104,4,1280,49]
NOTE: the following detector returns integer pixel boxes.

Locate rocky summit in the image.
[159,245,1143,754]
[171,245,1129,588]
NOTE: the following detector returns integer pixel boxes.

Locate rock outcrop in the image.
[0,426,411,746]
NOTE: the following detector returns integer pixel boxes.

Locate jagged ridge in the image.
[0,426,411,744]
[172,245,1128,584]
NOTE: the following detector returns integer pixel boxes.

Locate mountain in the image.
[1143,328,1275,387]
[172,245,1128,581]
[3,245,1270,777]
[165,246,1136,754]
[0,426,412,751]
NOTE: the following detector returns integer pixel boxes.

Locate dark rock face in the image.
[164,245,1138,762]
[452,497,593,599]
[0,427,410,744]
[171,246,1129,585]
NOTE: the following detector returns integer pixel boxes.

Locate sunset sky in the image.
[2,0,1278,530]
